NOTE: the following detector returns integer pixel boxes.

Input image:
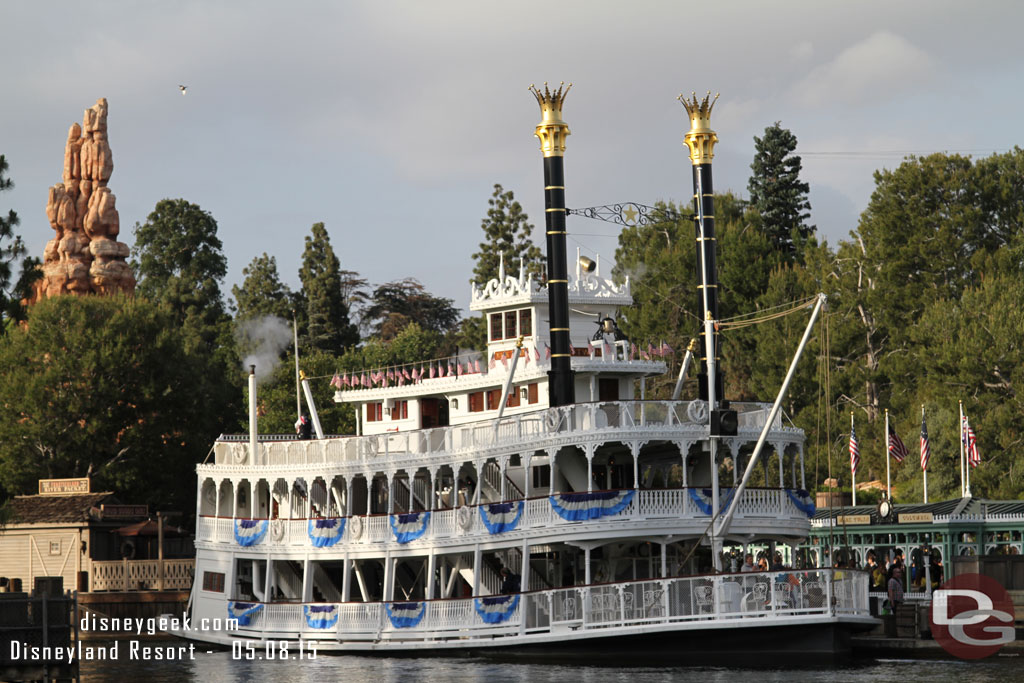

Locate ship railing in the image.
[214,569,870,643]
[213,400,792,467]
[196,486,810,547]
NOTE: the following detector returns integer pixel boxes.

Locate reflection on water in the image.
[78,640,1019,683]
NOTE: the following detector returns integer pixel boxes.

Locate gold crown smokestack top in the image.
[531,82,575,408]
[680,91,723,407]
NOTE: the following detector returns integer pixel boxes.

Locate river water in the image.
[75,640,1019,682]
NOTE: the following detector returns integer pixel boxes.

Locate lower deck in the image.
[183,568,874,656]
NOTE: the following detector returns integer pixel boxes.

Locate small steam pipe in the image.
[248,365,258,465]
[300,374,325,439]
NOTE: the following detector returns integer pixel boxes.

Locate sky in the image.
[2,1,1022,313]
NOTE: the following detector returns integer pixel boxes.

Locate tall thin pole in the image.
[530,82,575,408]
[885,409,892,501]
[959,400,965,498]
[851,412,857,507]
[965,414,973,497]
[922,404,928,504]
[680,91,723,570]
[293,311,302,421]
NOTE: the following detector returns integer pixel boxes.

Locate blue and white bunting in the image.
[549,489,635,521]
[233,519,268,546]
[786,489,816,517]
[307,517,346,548]
[386,601,426,628]
[474,594,520,624]
[227,601,263,627]
[479,501,524,534]
[390,511,431,544]
[687,488,736,516]
[304,604,339,629]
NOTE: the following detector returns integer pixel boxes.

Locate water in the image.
[75,640,1019,682]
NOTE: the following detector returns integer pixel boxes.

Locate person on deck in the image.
[740,554,756,572]
[499,567,521,594]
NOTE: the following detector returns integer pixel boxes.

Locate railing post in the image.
[826,570,834,616]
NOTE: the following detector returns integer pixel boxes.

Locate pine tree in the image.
[232,253,293,321]
[472,184,544,286]
[747,123,815,259]
[298,222,358,353]
[1,155,38,330]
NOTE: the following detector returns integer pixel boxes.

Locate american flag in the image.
[888,423,909,462]
[849,423,860,475]
[963,416,981,468]
[920,413,930,470]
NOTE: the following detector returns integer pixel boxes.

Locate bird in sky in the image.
[179,85,188,96]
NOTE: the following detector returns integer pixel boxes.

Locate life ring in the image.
[544,408,560,431]
[349,515,363,540]
[457,506,473,531]
[270,519,285,543]
[687,399,709,425]
[120,540,136,559]
[232,444,248,463]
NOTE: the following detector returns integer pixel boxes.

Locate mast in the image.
[680,92,723,404]
[530,82,575,407]
[680,92,724,570]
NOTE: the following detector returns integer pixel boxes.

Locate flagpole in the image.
[850,412,857,507]
[965,415,973,498]
[885,409,891,501]
[922,404,928,505]
[959,400,965,498]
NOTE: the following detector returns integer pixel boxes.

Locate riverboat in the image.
[174,86,876,661]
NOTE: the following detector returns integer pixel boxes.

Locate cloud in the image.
[792,31,933,107]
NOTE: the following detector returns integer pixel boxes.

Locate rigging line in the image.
[718,295,818,325]
[718,300,818,330]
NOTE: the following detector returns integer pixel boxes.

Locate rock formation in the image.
[32,98,135,301]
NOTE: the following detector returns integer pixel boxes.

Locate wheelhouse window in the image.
[527,383,539,404]
[519,309,532,336]
[392,400,408,420]
[468,392,484,412]
[489,308,535,341]
[366,402,383,422]
[489,313,503,341]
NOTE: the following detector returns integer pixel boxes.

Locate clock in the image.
[877,498,893,521]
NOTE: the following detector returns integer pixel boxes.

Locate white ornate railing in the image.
[214,400,794,468]
[207,569,869,645]
[196,487,808,549]
[90,559,195,591]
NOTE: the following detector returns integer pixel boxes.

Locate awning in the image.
[114,519,184,537]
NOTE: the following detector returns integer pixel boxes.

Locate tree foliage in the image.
[0,155,39,330]
[363,278,460,341]
[232,253,293,321]
[472,184,544,286]
[298,222,358,353]
[0,295,232,508]
[748,122,815,259]
[131,198,228,329]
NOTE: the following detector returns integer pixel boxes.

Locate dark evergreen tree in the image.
[748,123,815,259]
[298,222,358,352]
[472,184,544,286]
[0,155,39,330]
[232,252,293,321]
